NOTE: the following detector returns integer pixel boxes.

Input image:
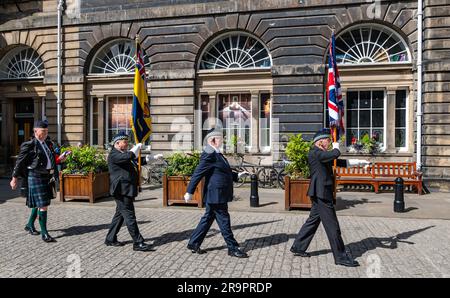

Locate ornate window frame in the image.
[335,24,411,65]
[0,46,44,80]
[198,32,272,71]
[89,38,150,75]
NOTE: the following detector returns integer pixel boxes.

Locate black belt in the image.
[28,168,54,175]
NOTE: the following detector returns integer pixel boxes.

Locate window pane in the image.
[347,91,359,109]
[372,110,384,127]
[346,129,358,146]
[372,129,383,143]
[372,91,384,108]
[359,110,370,126]
[260,93,271,149]
[359,129,370,140]
[347,110,358,128]
[395,129,406,147]
[359,91,371,108]
[396,90,406,108]
[395,109,405,127]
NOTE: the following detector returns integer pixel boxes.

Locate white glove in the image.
[184,192,193,203]
[238,171,250,179]
[130,143,143,156]
[332,142,340,151]
[145,155,152,163]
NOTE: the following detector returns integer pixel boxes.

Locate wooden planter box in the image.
[59,172,110,204]
[284,176,312,210]
[162,175,204,208]
[285,176,337,210]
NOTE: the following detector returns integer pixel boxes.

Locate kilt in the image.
[26,171,53,208]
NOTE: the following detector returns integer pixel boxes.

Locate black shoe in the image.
[187,244,206,254]
[105,240,124,247]
[290,247,311,257]
[335,258,360,267]
[41,233,56,243]
[24,225,39,236]
[228,248,248,258]
[133,242,154,252]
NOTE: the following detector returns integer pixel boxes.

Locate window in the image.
[260,93,271,152]
[89,39,150,75]
[335,25,410,65]
[395,90,407,148]
[106,96,133,143]
[199,32,272,70]
[90,97,99,145]
[218,93,251,152]
[346,90,385,147]
[0,46,44,79]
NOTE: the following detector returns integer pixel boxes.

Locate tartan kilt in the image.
[26,171,53,208]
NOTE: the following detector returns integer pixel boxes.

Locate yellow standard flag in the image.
[131,40,152,143]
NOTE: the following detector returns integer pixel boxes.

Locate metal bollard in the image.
[250,174,259,207]
[394,177,405,212]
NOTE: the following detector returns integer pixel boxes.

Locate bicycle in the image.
[230,154,261,188]
[141,157,168,186]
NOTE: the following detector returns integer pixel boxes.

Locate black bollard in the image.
[250,174,259,207]
[394,177,405,212]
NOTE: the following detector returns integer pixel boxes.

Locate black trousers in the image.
[188,203,239,250]
[291,189,347,261]
[106,195,144,244]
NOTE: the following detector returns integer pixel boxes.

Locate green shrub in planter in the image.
[165,152,200,176]
[61,146,108,175]
[285,134,312,179]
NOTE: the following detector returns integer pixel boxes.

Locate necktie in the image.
[42,142,55,170]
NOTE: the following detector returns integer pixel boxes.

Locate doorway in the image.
[13,99,34,154]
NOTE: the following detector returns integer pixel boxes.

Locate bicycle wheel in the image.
[256,167,270,188]
[277,169,286,189]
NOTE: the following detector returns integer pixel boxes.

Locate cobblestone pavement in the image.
[0,200,449,278]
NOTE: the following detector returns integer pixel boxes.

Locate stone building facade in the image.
[0,0,449,189]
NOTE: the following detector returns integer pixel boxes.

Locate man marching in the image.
[290,128,369,267]
[105,131,161,251]
[10,120,68,242]
[184,128,248,258]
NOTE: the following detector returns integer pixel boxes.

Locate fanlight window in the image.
[0,46,44,79]
[90,39,150,74]
[199,33,272,70]
[335,25,410,65]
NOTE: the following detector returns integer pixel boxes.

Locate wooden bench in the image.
[335,162,423,195]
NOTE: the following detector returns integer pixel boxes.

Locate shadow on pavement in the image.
[146,219,282,248]
[52,220,152,239]
[335,197,382,211]
[308,225,435,259]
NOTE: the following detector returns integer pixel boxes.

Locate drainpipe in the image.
[57,0,63,145]
[416,0,423,170]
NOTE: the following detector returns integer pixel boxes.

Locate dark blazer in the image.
[307,146,347,199]
[108,147,142,198]
[12,138,57,178]
[186,145,238,204]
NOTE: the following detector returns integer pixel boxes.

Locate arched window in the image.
[89,39,150,74]
[199,32,272,70]
[335,25,410,65]
[0,46,44,79]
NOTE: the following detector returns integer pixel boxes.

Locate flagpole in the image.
[135,34,143,192]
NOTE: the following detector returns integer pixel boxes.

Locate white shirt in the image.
[39,141,52,169]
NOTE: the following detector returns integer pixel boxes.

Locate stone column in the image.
[386,89,396,153]
[250,91,259,154]
[98,96,105,147]
[33,97,41,121]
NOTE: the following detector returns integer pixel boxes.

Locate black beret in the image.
[34,119,48,128]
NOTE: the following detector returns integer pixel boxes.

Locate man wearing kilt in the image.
[10,120,68,243]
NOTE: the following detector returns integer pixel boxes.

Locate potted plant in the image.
[348,133,381,154]
[162,152,204,207]
[59,145,109,204]
[284,134,313,210]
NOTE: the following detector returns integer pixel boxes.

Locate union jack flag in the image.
[327,32,345,140]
